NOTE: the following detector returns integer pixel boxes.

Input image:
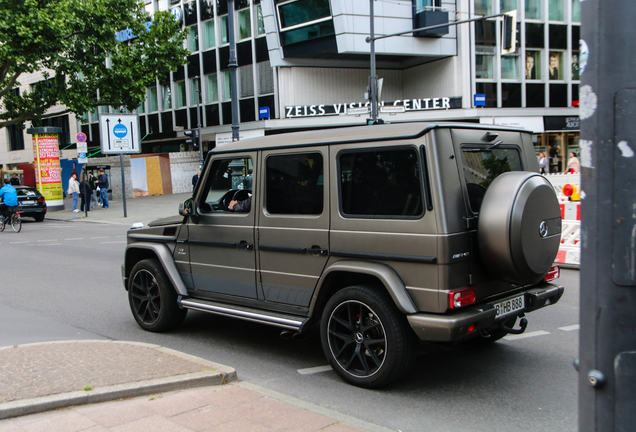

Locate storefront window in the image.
[239,8,251,39]
[571,0,581,22]
[175,80,187,108]
[548,0,564,21]
[548,133,563,172]
[525,50,541,79]
[147,86,158,112]
[549,51,564,80]
[525,0,541,20]
[475,0,492,15]
[203,19,215,49]
[206,73,218,103]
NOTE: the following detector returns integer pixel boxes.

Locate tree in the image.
[0,0,189,129]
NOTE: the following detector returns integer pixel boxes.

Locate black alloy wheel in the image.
[128,259,187,332]
[320,285,417,388]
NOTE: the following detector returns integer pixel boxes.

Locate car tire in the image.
[34,215,44,222]
[478,172,562,284]
[469,316,517,345]
[128,259,187,332]
[320,285,417,388]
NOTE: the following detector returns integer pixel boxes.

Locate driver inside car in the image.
[229,195,251,212]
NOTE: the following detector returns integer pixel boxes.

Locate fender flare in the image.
[310,260,418,315]
[124,242,188,296]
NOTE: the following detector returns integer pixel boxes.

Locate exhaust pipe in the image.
[279,330,307,341]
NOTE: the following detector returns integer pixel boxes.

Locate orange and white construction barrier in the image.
[545,174,581,268]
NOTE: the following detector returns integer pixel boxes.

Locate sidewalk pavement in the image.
[0,341,374,432]
[47,192,193,227]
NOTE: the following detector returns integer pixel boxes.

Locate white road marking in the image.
[298,365,332,375]
[90,236,109,239]
[65,238,84,241]
[558,324,580,331]
[504,330,551,341]
[99,241,127,244]
[37,239,58,242]
[28,243,62,246]
[9,241,30,244]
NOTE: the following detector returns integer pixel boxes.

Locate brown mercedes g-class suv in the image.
[122,122,563,388]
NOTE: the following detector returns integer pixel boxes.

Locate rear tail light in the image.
[37,197,45,203]
[544,265,560,282]
[449,287,476,309]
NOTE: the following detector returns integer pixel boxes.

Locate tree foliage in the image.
[0,0,188,129]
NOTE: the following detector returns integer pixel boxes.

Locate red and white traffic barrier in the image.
[555,219,580,268]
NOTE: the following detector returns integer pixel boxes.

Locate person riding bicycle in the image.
[0,179,19,221]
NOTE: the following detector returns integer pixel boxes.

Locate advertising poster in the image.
[32,133,64,206]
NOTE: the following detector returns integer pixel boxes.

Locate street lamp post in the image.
[368,0,379,124]
[195,76,203,167]
[228,0,240,141]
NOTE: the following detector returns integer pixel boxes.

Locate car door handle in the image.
[237,240,254,250]
[307,246,328,256]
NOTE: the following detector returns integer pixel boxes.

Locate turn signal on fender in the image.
[448,288,476,309]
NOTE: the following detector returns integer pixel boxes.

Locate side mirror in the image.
[179,198,193,217]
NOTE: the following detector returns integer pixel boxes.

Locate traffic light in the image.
[501,10,517,55]
[184,129,198,148]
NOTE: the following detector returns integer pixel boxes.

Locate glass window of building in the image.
[203,19,215,49]
[548,51,564,80]
[572,0,581,22]
[147,86,158,112]
[256,5,265,35]
[474,0,492,15]
[501,55,518,79]
[221,15,229,44]
[277,0,331,30]
[572,51,580,80]
[222,71,231,100]
[137,101,145,114]
[526,23,544,48]
[525,50,541,79]
[239,65,254,98]
[239,8,251,40]
[187,25,199,52]
[548,0,564,21]
[205,73,218,103]
[8,124,25,151]
[525,0,541,19]
[476,54,494,79]
[500,0,517,13]
[175,80,187,107]
[414,0,441,12]
[200,0,214,20]
[161,83,172,110]
[190,78,200,106]
[90,107,98,123]
[258,61,274,94]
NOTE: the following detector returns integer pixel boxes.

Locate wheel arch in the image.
[309,260,418,319]
[124,242,188,296]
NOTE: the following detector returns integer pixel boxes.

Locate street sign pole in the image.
[120,153,127,218]
[579,1,636,430]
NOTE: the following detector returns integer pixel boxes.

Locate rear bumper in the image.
[407,283,564,342]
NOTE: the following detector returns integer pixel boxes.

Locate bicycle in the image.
[0,207,22,233]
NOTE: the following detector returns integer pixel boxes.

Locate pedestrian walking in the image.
[97,169,109,209]
[89,172,99,208]
[67,173,80,212]
[192,171,200,192]
[80,173,94,213]
[566,152,580,173]
[538,152,549,174]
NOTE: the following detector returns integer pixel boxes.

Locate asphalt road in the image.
[0,219,580,432]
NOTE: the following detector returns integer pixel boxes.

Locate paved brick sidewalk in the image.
[0,384,367,432]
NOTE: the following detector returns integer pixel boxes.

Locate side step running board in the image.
[178,296,309,332]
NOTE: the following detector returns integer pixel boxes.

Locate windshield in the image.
[460,146,523,213]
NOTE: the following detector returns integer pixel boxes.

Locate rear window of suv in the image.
[460,146,523,213]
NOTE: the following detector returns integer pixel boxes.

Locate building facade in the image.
[1,0,581,187]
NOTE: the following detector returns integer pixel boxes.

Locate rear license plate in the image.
[491,294,525,319]
[22,200,34,205]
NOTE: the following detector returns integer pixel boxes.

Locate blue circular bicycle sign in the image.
[113,124,128,138]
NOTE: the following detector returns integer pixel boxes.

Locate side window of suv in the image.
[265,152,323,215]
[200,157,253,213]
[339,147,424,218]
